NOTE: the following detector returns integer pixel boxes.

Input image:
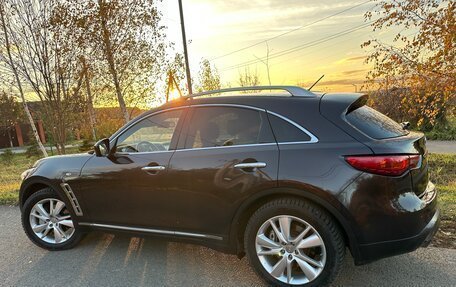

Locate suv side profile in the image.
[20,86,439,286]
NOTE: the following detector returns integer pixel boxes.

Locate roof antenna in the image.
[308,74,325,91]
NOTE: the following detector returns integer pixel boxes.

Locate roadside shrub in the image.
[79,139,95,152]
[0,149,14,164]
[425,117,456,140]
[25,144,40,158]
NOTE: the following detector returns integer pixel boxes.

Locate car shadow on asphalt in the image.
[14,232,454,287]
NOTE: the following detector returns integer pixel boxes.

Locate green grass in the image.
[427,153,456,248]
[428,153,456,220]
[0,154,40,205]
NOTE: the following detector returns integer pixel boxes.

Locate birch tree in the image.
[0,0,86,154]
[0,1,47,156]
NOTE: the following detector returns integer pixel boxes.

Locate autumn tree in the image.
[363,0,455,129]
[238,67,260,87]
[55,0,168,124]
[196,59,221,92]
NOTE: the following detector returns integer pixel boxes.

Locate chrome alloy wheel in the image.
[29,198,75,244]
[255,215,326,285]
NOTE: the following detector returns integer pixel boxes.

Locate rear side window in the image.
[268,114,311,142]
[185,107,275,148]
[346,106,408,139]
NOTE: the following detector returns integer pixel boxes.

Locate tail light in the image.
[345,155,421,176]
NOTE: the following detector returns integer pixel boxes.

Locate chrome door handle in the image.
[141,166,166,171]
[234,162,267,169]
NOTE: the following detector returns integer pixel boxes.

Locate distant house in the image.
[0,101,46,149]
[0,121,46,149]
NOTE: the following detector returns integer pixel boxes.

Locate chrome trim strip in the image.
[175,142,277,152]
[266,110,319,143]
[186,86,316,98]
[78,223,223,240]
[60,183,83,216]
[190,103,265,112]
[278,141,317,145]
[116,150,175,156]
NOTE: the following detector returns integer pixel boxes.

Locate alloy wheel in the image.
[255,215,326,285]
[29,198,75,244]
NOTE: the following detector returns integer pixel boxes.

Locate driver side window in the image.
[116,109,182,153]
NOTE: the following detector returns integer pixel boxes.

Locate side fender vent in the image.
[60,183,83,216]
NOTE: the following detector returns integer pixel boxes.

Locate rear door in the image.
[167,105,279,238]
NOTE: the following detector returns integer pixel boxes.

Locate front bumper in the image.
[356,208,440,265]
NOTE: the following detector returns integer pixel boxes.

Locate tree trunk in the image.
[7,128,12,147]
[81,57,97,141]
[0,4,48,157]
[98,0,129,124]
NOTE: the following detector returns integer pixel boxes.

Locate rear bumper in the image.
[355,208,440,265]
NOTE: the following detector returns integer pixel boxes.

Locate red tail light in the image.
[345,155,421,176]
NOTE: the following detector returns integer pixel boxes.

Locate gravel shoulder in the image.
[1,206,455,286]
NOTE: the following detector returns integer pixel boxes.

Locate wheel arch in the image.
[229,187,361,261]
[20,177,66,210]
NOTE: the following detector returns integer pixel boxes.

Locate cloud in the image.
[342,69,366,75]
[335,55,367,64]
[321,78,365,86]
[346,55,367,61]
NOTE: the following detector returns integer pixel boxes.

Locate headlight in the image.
[21,168,35,180]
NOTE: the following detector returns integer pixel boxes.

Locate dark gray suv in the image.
[20,86,439,286]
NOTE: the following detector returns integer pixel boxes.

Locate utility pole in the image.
[178,0,192,95]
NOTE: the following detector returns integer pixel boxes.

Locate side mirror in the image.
[94,138,111,157]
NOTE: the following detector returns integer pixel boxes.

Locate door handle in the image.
[141,166,166,171]
[234,162,267,169]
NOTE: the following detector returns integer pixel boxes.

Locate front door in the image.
[77,108,187,229]
[168,105,279,238]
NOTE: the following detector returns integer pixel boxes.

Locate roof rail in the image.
[186,86,316,99]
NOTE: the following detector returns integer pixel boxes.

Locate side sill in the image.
[79,222,223,241]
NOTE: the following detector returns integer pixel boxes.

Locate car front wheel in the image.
[244,198,345,287]
[21,188,82,250]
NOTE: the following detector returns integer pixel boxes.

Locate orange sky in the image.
[162,0,402,93]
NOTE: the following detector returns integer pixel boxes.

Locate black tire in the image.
[21,188,83,250]
[244,198,345,287]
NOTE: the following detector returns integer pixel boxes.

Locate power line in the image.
[209,0,372,61]
[220,21,373,72]
[271,26,372,67]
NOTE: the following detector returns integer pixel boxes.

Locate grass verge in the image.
[428,153,456,249]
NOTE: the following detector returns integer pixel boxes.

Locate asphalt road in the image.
[1,206,455,287]
[426,140,456,154]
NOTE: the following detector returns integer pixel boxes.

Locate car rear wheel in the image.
[21,188,83,250]
[244,198,345,287]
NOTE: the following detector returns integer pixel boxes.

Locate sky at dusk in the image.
[162,0,400,92]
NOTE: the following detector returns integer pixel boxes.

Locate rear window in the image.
[346,106,408,139]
